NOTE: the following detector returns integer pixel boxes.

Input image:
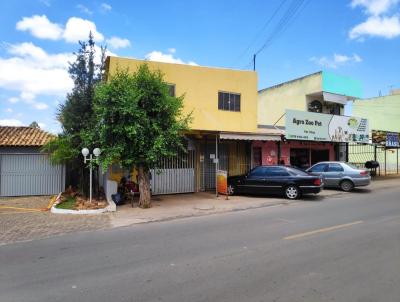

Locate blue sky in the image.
[1,0,400,133]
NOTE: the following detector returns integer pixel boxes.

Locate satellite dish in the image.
[309,100,323,113]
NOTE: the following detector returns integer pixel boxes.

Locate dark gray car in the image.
[307,161,371,192]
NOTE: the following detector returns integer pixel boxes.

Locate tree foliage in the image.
[43,32,106,194]
[89,64,191,207]
[29,121,40,128]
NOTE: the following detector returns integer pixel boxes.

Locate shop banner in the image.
[372,130,400,147]
[285,109,369,143]
[217,170,228,195]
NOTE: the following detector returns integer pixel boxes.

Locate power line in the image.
[231,0,289,67]
[255,0,308,56]
[242,0,309,70]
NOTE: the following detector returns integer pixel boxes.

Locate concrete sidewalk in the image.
[110,186,345,227]
[110,176,399,228]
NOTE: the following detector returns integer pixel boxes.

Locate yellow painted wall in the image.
[352,94,400,132]
[258,72,322,127]
[106,56,258,133]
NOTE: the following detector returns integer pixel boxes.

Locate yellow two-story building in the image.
[104,56,279,194]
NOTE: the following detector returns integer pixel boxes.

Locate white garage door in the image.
[0,154,65,197]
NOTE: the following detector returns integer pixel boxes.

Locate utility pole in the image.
[253,54,256,71]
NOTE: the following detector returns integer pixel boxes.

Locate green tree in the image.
[43,32,106,195]
[90,65,191,208]
[29,121,40,128]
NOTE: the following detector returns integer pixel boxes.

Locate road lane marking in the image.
[283,220,363,240]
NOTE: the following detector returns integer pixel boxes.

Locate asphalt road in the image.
[1,185,400,302]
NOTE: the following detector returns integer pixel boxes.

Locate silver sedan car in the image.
[306,161,371,192]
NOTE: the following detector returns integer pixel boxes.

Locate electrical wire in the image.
[240,0,309,69]
[231,0,289,67]
[255,0,308,56]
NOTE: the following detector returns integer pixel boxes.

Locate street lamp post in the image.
[81,147,101,203]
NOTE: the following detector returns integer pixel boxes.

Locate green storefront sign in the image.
[285,109,369,143]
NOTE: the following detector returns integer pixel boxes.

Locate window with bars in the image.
[218,91,241,112]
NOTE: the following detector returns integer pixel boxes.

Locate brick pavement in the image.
[0,196,110,246]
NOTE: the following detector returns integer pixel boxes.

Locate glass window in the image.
[249,166,267,177]
[309,163,328,172]
[344,162,360,170]
[167,84,175,97]
[218,92,223,109]
[287,167,309,176]
[264,167,290,177]
[218,92,241,112]
[328,163,344,172]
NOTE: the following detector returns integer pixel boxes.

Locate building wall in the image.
[352,94,400,132]
[258,72,322,127]
[106,57,258,133]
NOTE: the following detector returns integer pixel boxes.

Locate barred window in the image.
[218,92,241,112]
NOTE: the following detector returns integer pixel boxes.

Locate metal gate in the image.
[348,143,400,175]
[150,150,195,195]
[0,153,65,196]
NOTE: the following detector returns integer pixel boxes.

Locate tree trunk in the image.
[138,164,152,208]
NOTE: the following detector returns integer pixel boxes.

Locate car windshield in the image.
[287,167,310,176]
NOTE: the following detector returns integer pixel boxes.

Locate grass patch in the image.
[55,196,76,210]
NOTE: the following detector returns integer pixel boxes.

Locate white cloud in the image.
[350,0,399,16]
[349,0,400,39]
[349,15,400,39]
[168,48,176,54]
[8,97,19,103]
[0,42,114,111]
[0,119,23,126]
[0,42,74,108]
[5,108,13,113]
[38,122,46,129]
[145,51,197,65]
[32,102,49,110]
[310,53,362,69]
[77,4,93,15]
[101,3,112,12]
[63,17,104,43]
[16,15,63,40]
[106,37,130,49]
[16,15,104,43]
[20,91,36,101]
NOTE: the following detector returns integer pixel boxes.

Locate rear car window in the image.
[344,163,360,170]
[328,163,344,172]
[287,167,310,176]
[264,167,290,177]
[249,166,267,177]
[309,163,328,172]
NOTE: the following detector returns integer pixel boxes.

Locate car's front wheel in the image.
[284,185,300,200]
[227,184,236,196]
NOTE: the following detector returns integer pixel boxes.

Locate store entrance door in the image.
[290,148,310,170]
[311,149,330,165]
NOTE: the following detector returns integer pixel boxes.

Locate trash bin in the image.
[365,161,379,176]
